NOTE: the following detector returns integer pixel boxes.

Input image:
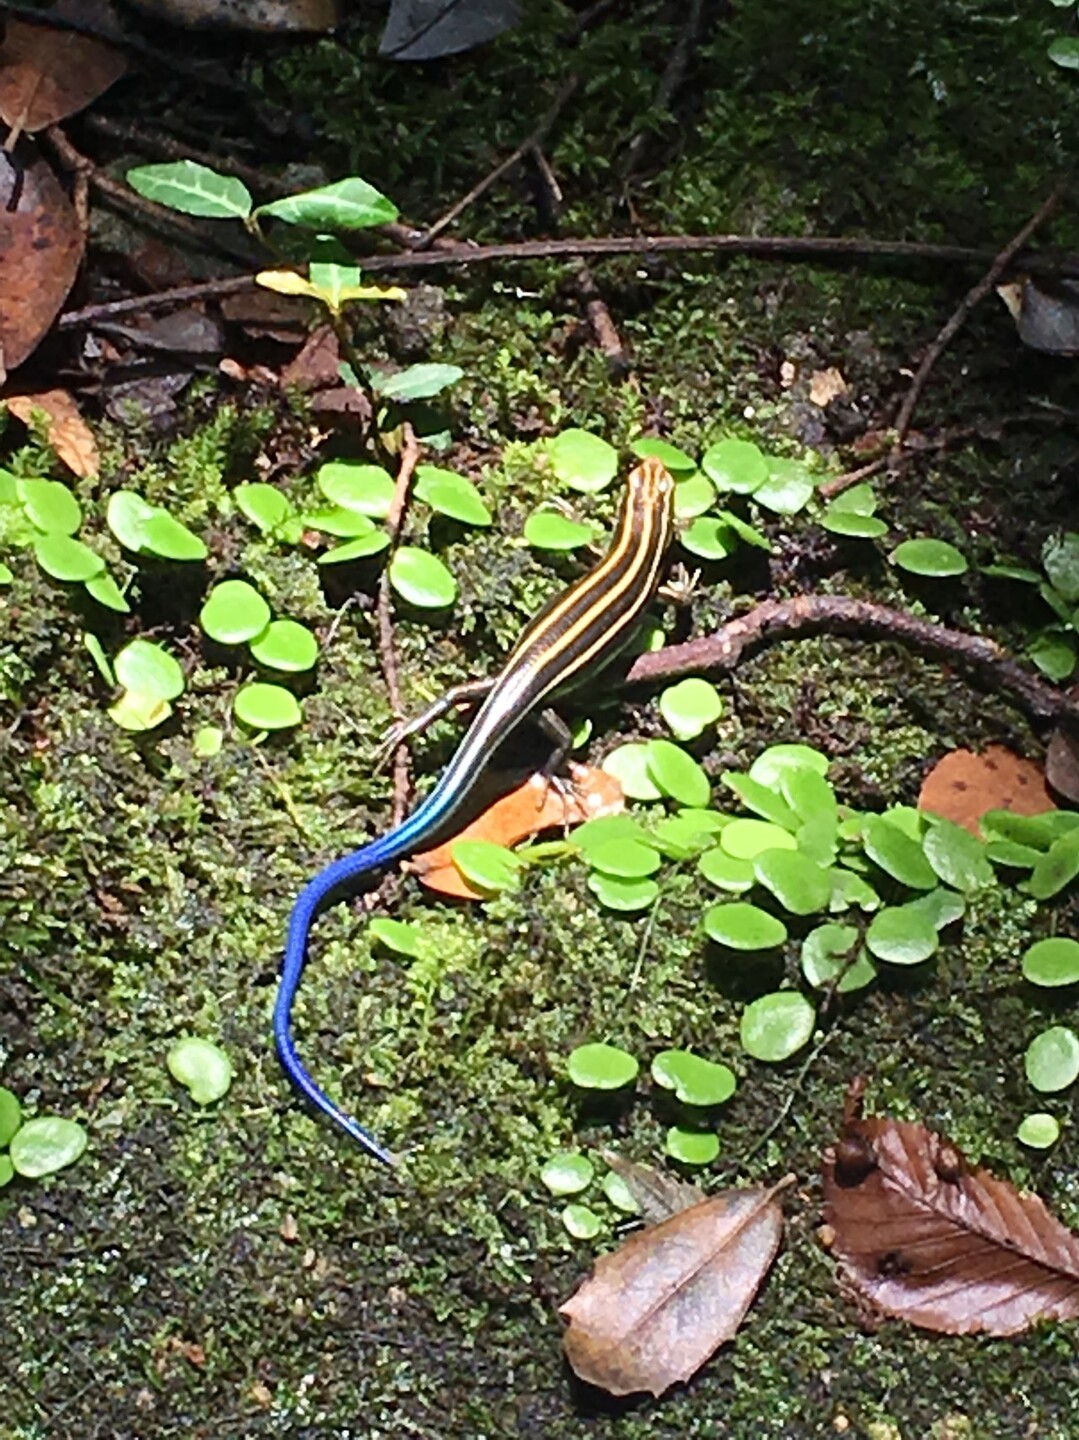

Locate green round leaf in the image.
[167,1036,233,1104]
[722,772,799,830]
[249,619,319,672]
[126,160,252,219]
[586,836,662,879]
[1027,630,1077,682]
[0,1155,12,1188]
[319,531,390,564]
[830,867,881,913]
[630,437,696,474]
[715,507,771,551]
[1049,35,1079,68]
[645,739,711,807]
[704,901,787,950]
[193,725,223,759]
[865,905,939,965]
[561,1202,603,1239]
[753,457,814,515]
[0,1086,22,1148]
[891,538,968,577]
[1022,936,1079,988]
[801,923,876,993]
[651,1050,736,1106]
[540,1152,595,1196]
[33,534,103,581]
[547,429,618,493]
[566,1042,639,1090]
[587,872,660,912]
[1017,1112,1061,1148]
[317,462,395,517]
[233,683,302,731]
[921,818,994,893]
[749,744,829,789]
[0,561,13,584]
[701,438,767,494]
[451,839,521,893]
[754,850,832,915]
[389,546,457,608]
[571,814,653,856]
[821,509,888,539]
[140,510,207,561]
[106,491,155,551]
[862,815,937,889]
[1026,831,1079,900]
[673,473,716,519]
[234,481,292,533]
[258,176,398,231]
[9,1116,87,1177]
[904,887,966,930]
[302,506,377,538]
[1043,531,1079,600]
[523,509,596,551]
[601,742,663,801]
[84,571,130,612]
[651,810,726,860]
[414,466,491,526]
[17,477,81,535]
[114,638,184,701]
[659,678,723,740]
[601,1170,640,1213]
[680,515,735,561]
[698,846,756,893]
[720,818,797,860]
[665,1127,721,1165]
[740,992,816,1062]
[200,579,272,645]
[1025,1026,1079,1093]
[369,917,424,956]
[372,363,463,402]
[108,690,172,732]
[827,482,878,516]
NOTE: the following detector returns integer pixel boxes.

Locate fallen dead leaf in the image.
[997,276,1079,357]
[281,323,340,391]
[808,367,848,408]
[560,1173,793,1397]
[823,1089,1079,1336]
[1046,724,1079,805]
[601,1151,705,1224]
[0,142,84,376]
[6,389,98,477]
[917,744,1055,836]
[124,0,339,29]
[409,763,624,898]
[0,0,127,135]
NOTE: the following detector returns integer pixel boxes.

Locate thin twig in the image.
[377,425,422,825]
[624,594,1079,727]
[621,0,705,178]
[739,1030,836,1165]
[417,77,580,247]
[892,190,1060,456]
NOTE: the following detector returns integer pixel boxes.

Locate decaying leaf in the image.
[808,367,848,408]
[996,277,1079,357]
[6,390,98,477]
[1046,710,1079,805]
[560,1174,793,1397]
[823,1092,1079,1335]
[123,0,339,31]
[0,0,127,134]
[601,1151,706,1225]
[0,142,84,376]
[918,744,1055,836]
[410,764,624,898]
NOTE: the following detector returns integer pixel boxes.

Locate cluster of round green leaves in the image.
[0,470,128,610]
[984,530,1079,683]
[538,1148,641,1240]
[0,1085,87,1186]
[200,578,319,731]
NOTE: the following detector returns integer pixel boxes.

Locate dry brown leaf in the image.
[281,324,340,391]
[996,277,1079,357]
[0,0,127,133]
[917,744,1055,836]
[560,1175,793,1397]
[0,142,84,376]
[1045,714,1079,805]
[409,763,624,898]
[808,367,848,408]
[823,1103,1079,1336]
[601,1151,703,1225]
[6,389,98,477]
[124,0,339,30]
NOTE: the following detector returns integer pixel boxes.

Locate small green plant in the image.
[167,1037,233,1105]
[985,531,1079,680]
[0,470,128,610]
[0,1086,88,1184]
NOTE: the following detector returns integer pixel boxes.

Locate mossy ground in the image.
[4,1,1079,1436]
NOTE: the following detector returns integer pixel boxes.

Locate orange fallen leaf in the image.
[808,367,848,407]
[823,1089,1079,1336]
[6,389,98,477]
[409,763,624,899]
[0,0,127,134]
[917,744,1054,836]
[560,1173,793,1397]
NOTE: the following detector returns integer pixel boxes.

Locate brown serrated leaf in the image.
[823,1107,1079,1336]
[409,763,624,899]
[6,389,98,477]
[0,143,84,375]
[600,1151,705,1225]
[0,0,127,133]
[918,744,1055,836]
[560,1176,793,1397]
